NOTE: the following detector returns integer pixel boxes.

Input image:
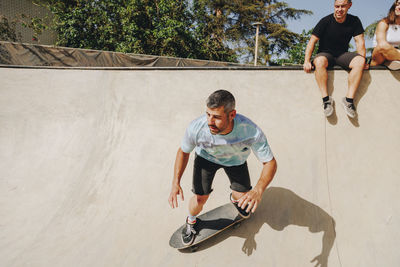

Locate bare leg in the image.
[380,44,400,61]
[189,194,209,216]
[370,49,386,66]
[371,44,400,66]
[347,56,365,99]
[313,56,329,98]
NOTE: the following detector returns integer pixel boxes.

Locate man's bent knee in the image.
[313,56,329,69]
[349,55,365,69]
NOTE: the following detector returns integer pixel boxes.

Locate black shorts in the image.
[313,52,364,70]
[192,154,252,195]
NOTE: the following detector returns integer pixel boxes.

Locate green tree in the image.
[272,29,317,65]
[191,0,238,61]
[38,0,198,57]
[30,0,311,62]
[191,0,312,63]
[364,21,378,56]
[365,21,378,39]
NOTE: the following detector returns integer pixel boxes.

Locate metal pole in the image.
[253,23,262,66]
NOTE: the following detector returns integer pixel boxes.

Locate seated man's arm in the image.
[354,33,368,69]
[303,35,319,73]
[354,33,366,57]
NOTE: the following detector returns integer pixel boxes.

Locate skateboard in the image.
[169,202,245,251]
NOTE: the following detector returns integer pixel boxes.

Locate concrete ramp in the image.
[0,67,399,267]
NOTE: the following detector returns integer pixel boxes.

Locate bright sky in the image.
[284,0,394,49]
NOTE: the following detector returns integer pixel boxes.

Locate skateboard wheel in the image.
[190,245,198,252]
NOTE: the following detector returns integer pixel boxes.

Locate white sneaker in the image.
[341,98,357,118]
[384,60,400,70]
[323,96,334,117]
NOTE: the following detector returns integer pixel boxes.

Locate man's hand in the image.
[168,184,184,209]
[237,189,263,214]
[303,61,314,73]
[168,148,189,209]
[237,158,277,214]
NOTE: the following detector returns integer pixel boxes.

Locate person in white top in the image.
[370,0,400,70]
[168,90,277,245]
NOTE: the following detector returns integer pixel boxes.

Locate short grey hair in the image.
[206,90,235,113]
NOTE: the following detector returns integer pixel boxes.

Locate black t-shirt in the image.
[312,14,364,57]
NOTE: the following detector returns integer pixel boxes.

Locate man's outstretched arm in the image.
[168,148,190,208]
[238,158,277,213]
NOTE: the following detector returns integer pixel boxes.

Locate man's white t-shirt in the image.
[181,114,274,166]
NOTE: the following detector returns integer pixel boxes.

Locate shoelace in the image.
[345,102,355,110]
[185,223,197,235]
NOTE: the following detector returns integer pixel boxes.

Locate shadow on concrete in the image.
[389,71,400,81]
[326,71,338,125]
[350,70,372,127]
[181,187,336,267]
[325,70,372,127]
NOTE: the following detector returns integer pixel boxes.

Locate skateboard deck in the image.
[169,202,245,250]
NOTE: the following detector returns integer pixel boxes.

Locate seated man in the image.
[370,0,400,70]
[303,0,368,118]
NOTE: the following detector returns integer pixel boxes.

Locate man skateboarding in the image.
[168,90,277,245]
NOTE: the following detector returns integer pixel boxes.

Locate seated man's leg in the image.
[336,52,365,99]
[336,52,365,118]
[313,53,335,117]
[313,53,333,98]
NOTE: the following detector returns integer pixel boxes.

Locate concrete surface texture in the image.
[0,67,399,267]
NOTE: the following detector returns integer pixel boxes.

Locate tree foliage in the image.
[25,0,311,63]
[365,21,378,39]
[192,0,312,63]
[38,0,198,57]
[272,29,317,65]
[363,21,379,56]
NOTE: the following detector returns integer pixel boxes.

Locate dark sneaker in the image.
[230,193,250,219]
[181,218,197,245]
[341,97,357,118]
[323,96,334,117]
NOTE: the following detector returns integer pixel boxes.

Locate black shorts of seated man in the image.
[303,0,369,119]
[168,90,277,245]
